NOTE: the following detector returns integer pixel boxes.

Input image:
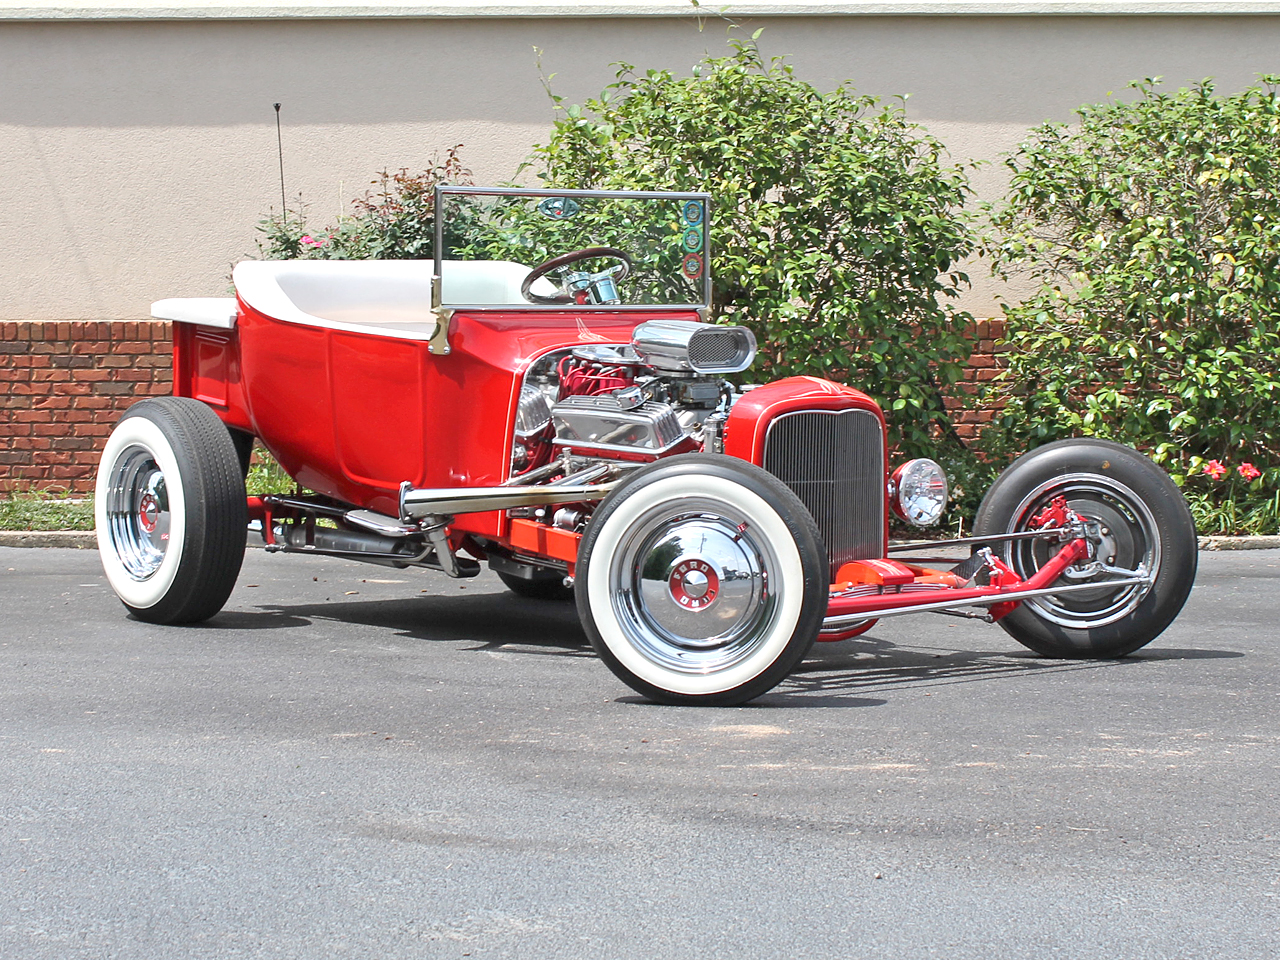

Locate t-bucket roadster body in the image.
[97,186,1197,705]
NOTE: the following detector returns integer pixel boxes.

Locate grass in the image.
[0,490,95,531]
[1,448,296,532]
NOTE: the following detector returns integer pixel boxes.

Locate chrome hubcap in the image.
[105,445,172,580]
[1005,474,1158,629]
[609,503,782,674]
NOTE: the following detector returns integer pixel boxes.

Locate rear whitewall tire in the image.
[576,455,827,706]
[95,397,248,624]
[96,415,189,611]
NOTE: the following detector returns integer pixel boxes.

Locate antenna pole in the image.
[274,102,287,220]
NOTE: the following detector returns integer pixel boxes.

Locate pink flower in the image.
[1238,462,1262,481]
[300,234,327,248]
[1203,459,1228,480]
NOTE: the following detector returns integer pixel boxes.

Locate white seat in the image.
[229,259,553,341]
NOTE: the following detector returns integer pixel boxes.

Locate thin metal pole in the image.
[274,103,286,219]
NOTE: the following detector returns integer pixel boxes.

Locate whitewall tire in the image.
[95,397,247,624]
[576,454,827,706]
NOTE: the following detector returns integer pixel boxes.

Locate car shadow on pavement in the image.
[252,593,592,655]
[216,595,1242,698]
[757,634,1245,706]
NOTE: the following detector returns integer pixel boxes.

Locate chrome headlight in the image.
[890,458,948,527]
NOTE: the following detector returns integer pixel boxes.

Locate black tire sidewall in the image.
[973,439,1197,657]
[576,453,827,705]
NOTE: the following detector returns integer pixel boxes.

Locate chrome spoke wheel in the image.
[105,446,173,580]
[974,438,1196,658]
[1004,474,1160,630]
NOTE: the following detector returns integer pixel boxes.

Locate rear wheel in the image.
[95,397,247,624]
[973,439,1196,657]
[576,454,827,706]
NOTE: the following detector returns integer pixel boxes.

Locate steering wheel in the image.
[521,246,633,305]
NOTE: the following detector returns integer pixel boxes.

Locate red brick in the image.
[70,396,113,410]
[33,395,72,410]
[110,369,153,383]
[110,342,152,355]
[29,369,71,383]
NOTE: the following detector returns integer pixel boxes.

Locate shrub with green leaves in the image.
[528,35,976,460]
[257,146,474,260]
[987,78,1280,531]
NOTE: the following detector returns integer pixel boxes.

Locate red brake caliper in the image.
[988,496,1078,621]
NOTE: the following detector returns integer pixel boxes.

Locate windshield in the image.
[434,186,711,309]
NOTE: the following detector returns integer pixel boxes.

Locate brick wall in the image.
[0,322,173,494]
[1,318,1006,495]
[949,318,1007,444]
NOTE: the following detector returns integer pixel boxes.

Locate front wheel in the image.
[576,454,828,706]
[973,439,1196,658]
[95,397,248,624]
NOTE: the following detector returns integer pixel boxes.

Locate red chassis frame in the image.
[172,303,1125,637]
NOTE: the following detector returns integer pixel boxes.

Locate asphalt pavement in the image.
[1,545,1278,959]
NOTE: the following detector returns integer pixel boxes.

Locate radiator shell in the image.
[724,377,888,580]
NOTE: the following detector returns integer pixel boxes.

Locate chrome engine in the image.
[513,320,753,476]
[503,318,887,574]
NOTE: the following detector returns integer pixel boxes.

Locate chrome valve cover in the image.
[551,395,685,457]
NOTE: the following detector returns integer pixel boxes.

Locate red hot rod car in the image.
[96,187,1197,705]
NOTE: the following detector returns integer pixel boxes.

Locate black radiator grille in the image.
[761,409,885,580]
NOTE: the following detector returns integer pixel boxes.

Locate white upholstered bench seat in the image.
[154,259,552,340]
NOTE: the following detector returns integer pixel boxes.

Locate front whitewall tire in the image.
[576,455,827,706]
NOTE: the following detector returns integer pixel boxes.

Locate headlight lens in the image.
[890,458,948,527]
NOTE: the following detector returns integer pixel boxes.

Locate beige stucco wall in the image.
[3,12,1280,320]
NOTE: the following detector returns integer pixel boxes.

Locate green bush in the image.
[528,35,977,460]
[986,78,1280,533]
[257,146,473,260]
